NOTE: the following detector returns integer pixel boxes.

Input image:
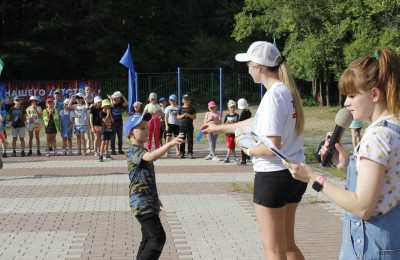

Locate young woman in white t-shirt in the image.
[202,41,306,259]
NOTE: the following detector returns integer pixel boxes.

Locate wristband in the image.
[246,148,252,156]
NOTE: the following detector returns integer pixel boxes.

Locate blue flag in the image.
[119,44,136,115]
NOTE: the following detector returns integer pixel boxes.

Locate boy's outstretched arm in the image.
[142,133,186,162]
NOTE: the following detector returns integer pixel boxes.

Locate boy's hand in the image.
[172,133,186,145]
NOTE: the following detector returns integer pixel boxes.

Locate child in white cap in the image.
[108,91,129,155]
[223,100,239,163]
[237,98,252,165]
[143,93,163,151]
[60,98,75,155]
[132,101,143,116]
[26,96,43,156]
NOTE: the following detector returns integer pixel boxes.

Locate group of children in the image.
[204,98,252,165]
[2,87,129,160]
[131,93,196,159]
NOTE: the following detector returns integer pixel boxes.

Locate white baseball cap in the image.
[227,100,236,107]
[237,98,249,109]
[149,92,157,100]
[94,96,102,104]
[235,41,281,67]
[111,91,122,99]
[63,98,71,105]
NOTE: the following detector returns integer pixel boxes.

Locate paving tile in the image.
[0,144,344,259]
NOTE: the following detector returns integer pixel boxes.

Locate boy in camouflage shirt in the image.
[124,112,185,260]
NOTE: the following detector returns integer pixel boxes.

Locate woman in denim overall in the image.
[283,48,400,259]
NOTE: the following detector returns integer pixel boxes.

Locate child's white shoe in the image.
[68,150,72,156]
[212,156,219,161]
[46,151,50,157]
[62,150,67,156]
[204,154,213,160]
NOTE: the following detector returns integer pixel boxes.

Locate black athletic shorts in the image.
[253,169,307,208]
[166,124,179,137]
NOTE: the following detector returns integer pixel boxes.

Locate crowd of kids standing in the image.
[1,84,251,164]
[1,85,131,161]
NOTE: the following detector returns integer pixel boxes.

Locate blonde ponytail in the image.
[278,62,305,135]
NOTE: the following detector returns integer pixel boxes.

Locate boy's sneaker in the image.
[223,157,230,163]
[68,150,72,156]
[105,154,113,160]
[37,150,41,156]
[212,156,219,161]
[62,150,67,156]
[179,153,185,159]
[11,151,16,157]
[204,154,213,160]
[237,161,247,166]
[46,151,50,157]
[118,150,125,154]
[53,150,58,156]
[27,150,32,156]
[111,150,116,155]
[188,153,193,159]
[20,151,26,157]
[2,152,7,158]
[234,156,239,162]
[99,155,103,162]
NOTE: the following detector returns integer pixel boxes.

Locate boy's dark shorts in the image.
[166,124,179,137]
[101,132,113,141]
[253,169,307,208]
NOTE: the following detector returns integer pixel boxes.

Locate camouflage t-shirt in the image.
[127,144,160,215]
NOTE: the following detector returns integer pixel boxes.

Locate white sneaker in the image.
[68,150,72,156]
[204,155,213,160]
[212,156,219,161]
[46,151,50,157]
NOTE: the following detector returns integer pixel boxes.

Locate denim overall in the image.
[339,120,400,260]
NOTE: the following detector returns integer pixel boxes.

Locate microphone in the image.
[321,108,353,166]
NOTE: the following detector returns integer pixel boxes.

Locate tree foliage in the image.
[0,0,245,80]
[233,0,400,105]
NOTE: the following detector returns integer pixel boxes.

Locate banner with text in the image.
[0,80,102,105]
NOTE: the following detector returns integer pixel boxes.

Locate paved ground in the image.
[0,144,345,260]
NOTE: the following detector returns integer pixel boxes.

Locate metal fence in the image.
[102,73,263,110]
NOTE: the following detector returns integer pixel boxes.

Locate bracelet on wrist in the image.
[246,148,252,156]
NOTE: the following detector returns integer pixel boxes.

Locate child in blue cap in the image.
[124,113,185,260]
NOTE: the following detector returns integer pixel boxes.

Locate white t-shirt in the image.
[164,105,180,125]
[73,104,87,126]
[356,115,400,216]
[252,82,305,172]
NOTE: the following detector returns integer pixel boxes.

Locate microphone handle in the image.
[321,125,345,166]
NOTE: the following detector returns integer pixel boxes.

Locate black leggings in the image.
[135,213,166,260]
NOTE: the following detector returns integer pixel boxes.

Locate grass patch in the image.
[229,182,254,194]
